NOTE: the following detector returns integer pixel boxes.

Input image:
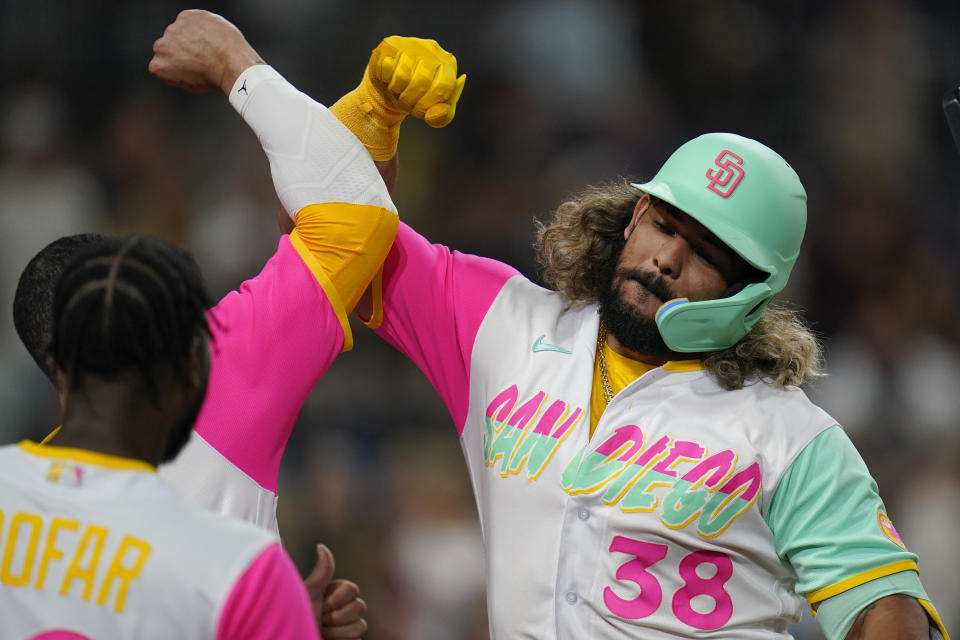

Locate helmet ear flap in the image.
[655,283,772,353]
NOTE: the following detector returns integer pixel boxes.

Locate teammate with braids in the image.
[52,237,213,464]
[0,235,322,638]
[10,11,465,638]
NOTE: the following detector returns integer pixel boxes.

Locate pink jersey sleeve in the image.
[195,235,343,493]
[375,223,519,434]
[216,542,320,640]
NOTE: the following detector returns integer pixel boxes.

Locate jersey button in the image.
[577,508,589,521]
[565,592,578,605]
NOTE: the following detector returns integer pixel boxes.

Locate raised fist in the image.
[148,10,261,95]
[368,36,466,128]
[330,35,466,160]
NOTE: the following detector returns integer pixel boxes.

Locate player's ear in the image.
[625,194,650,240]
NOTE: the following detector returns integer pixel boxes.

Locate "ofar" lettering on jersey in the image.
[0,509,151,613]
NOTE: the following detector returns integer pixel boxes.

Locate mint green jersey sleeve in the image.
[815,573,945,640]
[764,425,944,639]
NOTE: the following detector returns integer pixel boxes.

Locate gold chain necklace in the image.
[597,321,614,405]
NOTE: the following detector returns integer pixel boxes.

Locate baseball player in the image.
[349,90,949,640]
[0,235,320,638]
[15,232,368,637]
[11,11,464,638]
[159,20,951,638]
[365,153,950,638]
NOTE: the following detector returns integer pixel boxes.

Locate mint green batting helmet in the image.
[630,132,807,352]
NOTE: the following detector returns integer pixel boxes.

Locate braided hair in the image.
[51,235,213,392]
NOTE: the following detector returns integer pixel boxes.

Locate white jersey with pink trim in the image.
[469,279,837,638]
[374,224,842,639]
[0,442,319,640]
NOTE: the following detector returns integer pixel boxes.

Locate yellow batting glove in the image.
[330,36,466,161]
[375,36,466,127]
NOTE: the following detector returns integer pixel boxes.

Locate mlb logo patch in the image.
[46,462,84,487]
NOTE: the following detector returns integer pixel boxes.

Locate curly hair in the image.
[534,178,824,389]
[534,178,639,306]
[702,303,824,389]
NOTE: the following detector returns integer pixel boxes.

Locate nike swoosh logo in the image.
[532,335,572,354]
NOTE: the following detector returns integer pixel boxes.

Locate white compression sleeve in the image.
[228,64,397,216]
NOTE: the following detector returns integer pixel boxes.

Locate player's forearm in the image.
[844,595,930,640]
[228,64,396,218]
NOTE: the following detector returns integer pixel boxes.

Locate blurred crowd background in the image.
[1,1,959,638]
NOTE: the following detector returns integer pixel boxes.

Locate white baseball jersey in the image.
[0,441,318,639]
[371,223,946,639]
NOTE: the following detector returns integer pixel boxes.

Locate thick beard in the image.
[597,261,673,357]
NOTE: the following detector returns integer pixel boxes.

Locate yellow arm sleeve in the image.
[290,203,398,350]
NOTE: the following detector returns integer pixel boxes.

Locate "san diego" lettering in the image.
[482,385,761,538]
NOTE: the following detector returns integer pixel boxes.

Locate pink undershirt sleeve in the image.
[374,223,519,435]
[216,542,320,640]
[195,236,344,493]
